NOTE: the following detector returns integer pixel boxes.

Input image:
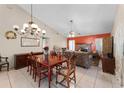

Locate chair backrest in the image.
[27,52,38,66]
[68,52,77,71]
[27,53,33,60]
[63,51,71,60]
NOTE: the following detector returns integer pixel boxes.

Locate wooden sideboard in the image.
[14,52,43,70]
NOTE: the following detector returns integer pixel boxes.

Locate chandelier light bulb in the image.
[31,23,38,28]
[13,25,19,31]
[21,29,25,33]
[23,23,29,28]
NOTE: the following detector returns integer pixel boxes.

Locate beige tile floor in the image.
[0,65,122,88]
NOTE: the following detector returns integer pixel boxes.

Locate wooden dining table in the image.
[36,55,67,88]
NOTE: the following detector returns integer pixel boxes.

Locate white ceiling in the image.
[19,4,118,37]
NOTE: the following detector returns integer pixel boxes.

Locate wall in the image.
[112,5,124,83]
[0,5,66,68]
[67,33,111,51]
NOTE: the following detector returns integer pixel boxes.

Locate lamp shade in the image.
[42,29,46,34]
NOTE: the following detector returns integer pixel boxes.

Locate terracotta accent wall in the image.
[67,33,111,51]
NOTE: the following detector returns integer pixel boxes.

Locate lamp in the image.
[68,20,75,37]
[13,4,42,38]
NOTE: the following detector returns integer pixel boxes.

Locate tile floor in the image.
[0,64,122,88]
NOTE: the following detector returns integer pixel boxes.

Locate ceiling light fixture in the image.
[68,20,75,37]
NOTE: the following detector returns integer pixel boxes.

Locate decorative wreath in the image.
[5,31,17,39]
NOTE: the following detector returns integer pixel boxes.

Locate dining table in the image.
[36,55,67,88]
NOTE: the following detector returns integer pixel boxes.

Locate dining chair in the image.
[37,62,48,87]
[35,56,49,87]
[27,53,33,74]
[56,53,77,88]
[27,52,38,80]
[27,52,35,75]
[0,56,9,71]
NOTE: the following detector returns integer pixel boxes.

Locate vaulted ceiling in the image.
[19,4,118,37]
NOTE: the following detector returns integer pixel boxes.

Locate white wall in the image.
[0,5,66,68]
[112,5,124,84]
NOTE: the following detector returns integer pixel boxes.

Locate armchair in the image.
[0,56,9,71]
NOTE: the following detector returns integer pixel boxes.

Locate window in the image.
[95,38,103,53]
[69,40,75,51]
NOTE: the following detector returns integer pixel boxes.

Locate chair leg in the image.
[7,63,9,71]
[50,69,53,81]
[38,74,41,87]
[74,72,76,84]
[27,64,29,72]
[66,77,70,88]
[32,68,35,79]
[56,72,58,84]
[34,70,37,82]
[30,66,32,75]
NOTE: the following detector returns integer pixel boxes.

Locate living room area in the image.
[0,3,124,88]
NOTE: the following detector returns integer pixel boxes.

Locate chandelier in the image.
[13,4,43,38]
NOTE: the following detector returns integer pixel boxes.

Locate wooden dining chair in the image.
[27,52,35,75]
[34,55,49,87]
[27,52,38,80]
[56,53,77,88]
[27,53,33,74]
[37,62,48,87]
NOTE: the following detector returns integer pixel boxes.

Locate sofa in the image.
[75,51,92,69]
[64,51,92,69]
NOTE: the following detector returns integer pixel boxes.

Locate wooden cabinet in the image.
[101,56,115,75]
[103,37,113,55]
[14,52,43,70]
[101,36,115,74]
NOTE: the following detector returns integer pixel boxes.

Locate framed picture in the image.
[21,37,40,47]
